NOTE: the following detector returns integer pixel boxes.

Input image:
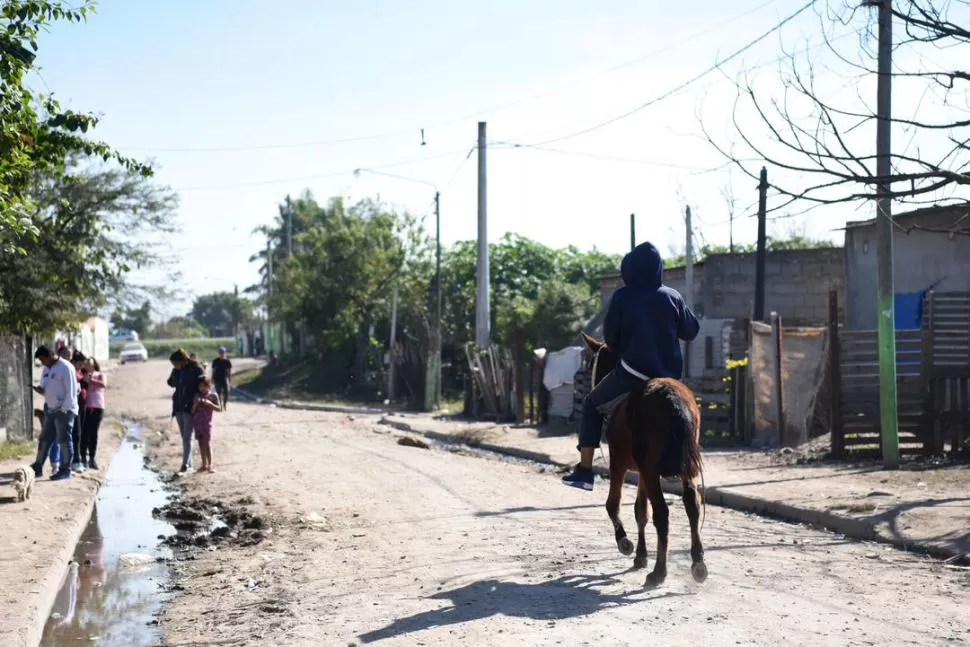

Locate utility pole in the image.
[434,191,442,408]
[875,0,900,468]
[388,286,398,401]
[285,200,293,257]
[476,121,490,348]
[630,213,636,251]
[685,206,694,310]
[754,167,768,322]
[266,239,274,354]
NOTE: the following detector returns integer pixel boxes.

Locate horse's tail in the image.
[654,382,703,481]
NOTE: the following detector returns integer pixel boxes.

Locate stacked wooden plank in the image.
[465,345,515,420]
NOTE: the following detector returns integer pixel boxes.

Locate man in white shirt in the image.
[30,345,79,480]
[33,363,62,472]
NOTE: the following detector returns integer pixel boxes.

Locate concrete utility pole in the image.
[685,206,694,310]
[475,121,490,348]
[630,213,636,251]
[754,167,768,322]
[875,0,900,468]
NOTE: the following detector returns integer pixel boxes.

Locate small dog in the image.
[34,408,45,429]
[12,466,34,502]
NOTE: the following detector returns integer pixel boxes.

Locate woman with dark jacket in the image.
[167,348,204,472]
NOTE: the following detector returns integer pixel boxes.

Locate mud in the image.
[153,497,270,551]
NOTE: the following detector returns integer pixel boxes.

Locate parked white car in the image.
[118,342,148,364]
[110,329,140,343]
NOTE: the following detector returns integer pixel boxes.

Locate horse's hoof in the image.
[691,561,709,583]
[644,570,666,589]
[617,537,635,556]
[632,555,647,570]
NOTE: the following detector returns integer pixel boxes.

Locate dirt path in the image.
[115,362,968,647]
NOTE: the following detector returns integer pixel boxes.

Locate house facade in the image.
[843,204,970,329]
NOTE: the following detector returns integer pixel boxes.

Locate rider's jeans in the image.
[578,365,644,449]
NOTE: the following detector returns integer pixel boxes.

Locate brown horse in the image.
[581,332,708,588]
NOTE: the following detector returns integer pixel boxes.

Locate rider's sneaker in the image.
[561,464,595,491]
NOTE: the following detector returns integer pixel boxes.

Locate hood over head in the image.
[620,241,664,289]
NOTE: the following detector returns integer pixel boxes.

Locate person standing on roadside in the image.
[30,346,79,480]
[210,346,232,410]
[167,348,204,473]
[82,358,106,470]
[71,351,89,473]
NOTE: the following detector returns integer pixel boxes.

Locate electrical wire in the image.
[175,146,472,192]
[116,0,788,154]
[518,0,819,147]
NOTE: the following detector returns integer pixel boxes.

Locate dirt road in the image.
[115,362,967,647]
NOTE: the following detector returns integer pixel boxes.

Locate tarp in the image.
[542,346,583,391]
[893,291,924,330]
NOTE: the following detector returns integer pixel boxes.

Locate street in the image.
[110,362,967,647]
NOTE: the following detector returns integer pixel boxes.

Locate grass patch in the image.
[110,337,234,361]
[0,440,35,460]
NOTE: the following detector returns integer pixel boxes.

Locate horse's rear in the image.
[605,377,707,588]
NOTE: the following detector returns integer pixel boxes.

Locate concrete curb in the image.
[18,418,125,647]
[378,417,965,564]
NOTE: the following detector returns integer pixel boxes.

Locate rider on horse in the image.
[562,241,700,491]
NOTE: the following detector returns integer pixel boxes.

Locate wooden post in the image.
[771,311,786,446]
[829,290,844,459]
[921,291,938,454]
[514,328,526,423]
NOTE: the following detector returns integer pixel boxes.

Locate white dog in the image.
[12,466,34,502]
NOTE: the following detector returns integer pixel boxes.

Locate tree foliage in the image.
[1,1,150,257]
[705,1,970,225]
[191,291,254,338]
[0,159,177,333]
[110,300,152,338]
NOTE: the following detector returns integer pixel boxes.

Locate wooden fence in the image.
[829,290,970,459]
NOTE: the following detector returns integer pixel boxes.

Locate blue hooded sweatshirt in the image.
[603,242,700,380]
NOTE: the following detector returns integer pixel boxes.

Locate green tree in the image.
[191,291,254,337]
[153,316,207,340]
[664,235,835,268]
[0,159,177,333]
[110,301,152,337]
[0,1,149,257]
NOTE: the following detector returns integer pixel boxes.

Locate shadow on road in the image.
[357,574,691,643]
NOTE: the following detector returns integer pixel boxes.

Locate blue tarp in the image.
[893,291,925,330]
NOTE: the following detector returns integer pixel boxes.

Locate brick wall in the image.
[598,248,844,324]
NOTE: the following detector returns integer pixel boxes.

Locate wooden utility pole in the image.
[434,191,442,408]
[753,167,768,322]
[475,122,490,348]
[388,286,398,401]
[630,213,636,251]
[875,0,900,468]
[685,206,694,310]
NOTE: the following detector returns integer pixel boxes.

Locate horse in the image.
[580,332,708,588]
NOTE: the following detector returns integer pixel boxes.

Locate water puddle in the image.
[39,423,175,646]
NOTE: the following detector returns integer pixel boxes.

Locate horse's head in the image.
[581,332,617,388]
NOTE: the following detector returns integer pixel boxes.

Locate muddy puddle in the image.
[39,424,173,646]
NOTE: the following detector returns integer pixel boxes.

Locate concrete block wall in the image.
[598,248,844,324]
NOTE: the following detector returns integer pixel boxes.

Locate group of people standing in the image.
[30,345,107,480]
[167,346,232,473]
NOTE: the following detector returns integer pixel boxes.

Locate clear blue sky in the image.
[32,0,897,319]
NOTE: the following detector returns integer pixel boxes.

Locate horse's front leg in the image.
[632,475,649,569]
[644,473,670,588]
[606,463,633,556]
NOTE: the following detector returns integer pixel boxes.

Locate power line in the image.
[518,0,819,147]
[116,1,786,154]
[488,141,716,172]
[174,146,472,192]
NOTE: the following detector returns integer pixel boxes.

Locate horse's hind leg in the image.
[632,476,649,569]
[606,467,633,556]
[643,473,669,588]
[682,475,708,583]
